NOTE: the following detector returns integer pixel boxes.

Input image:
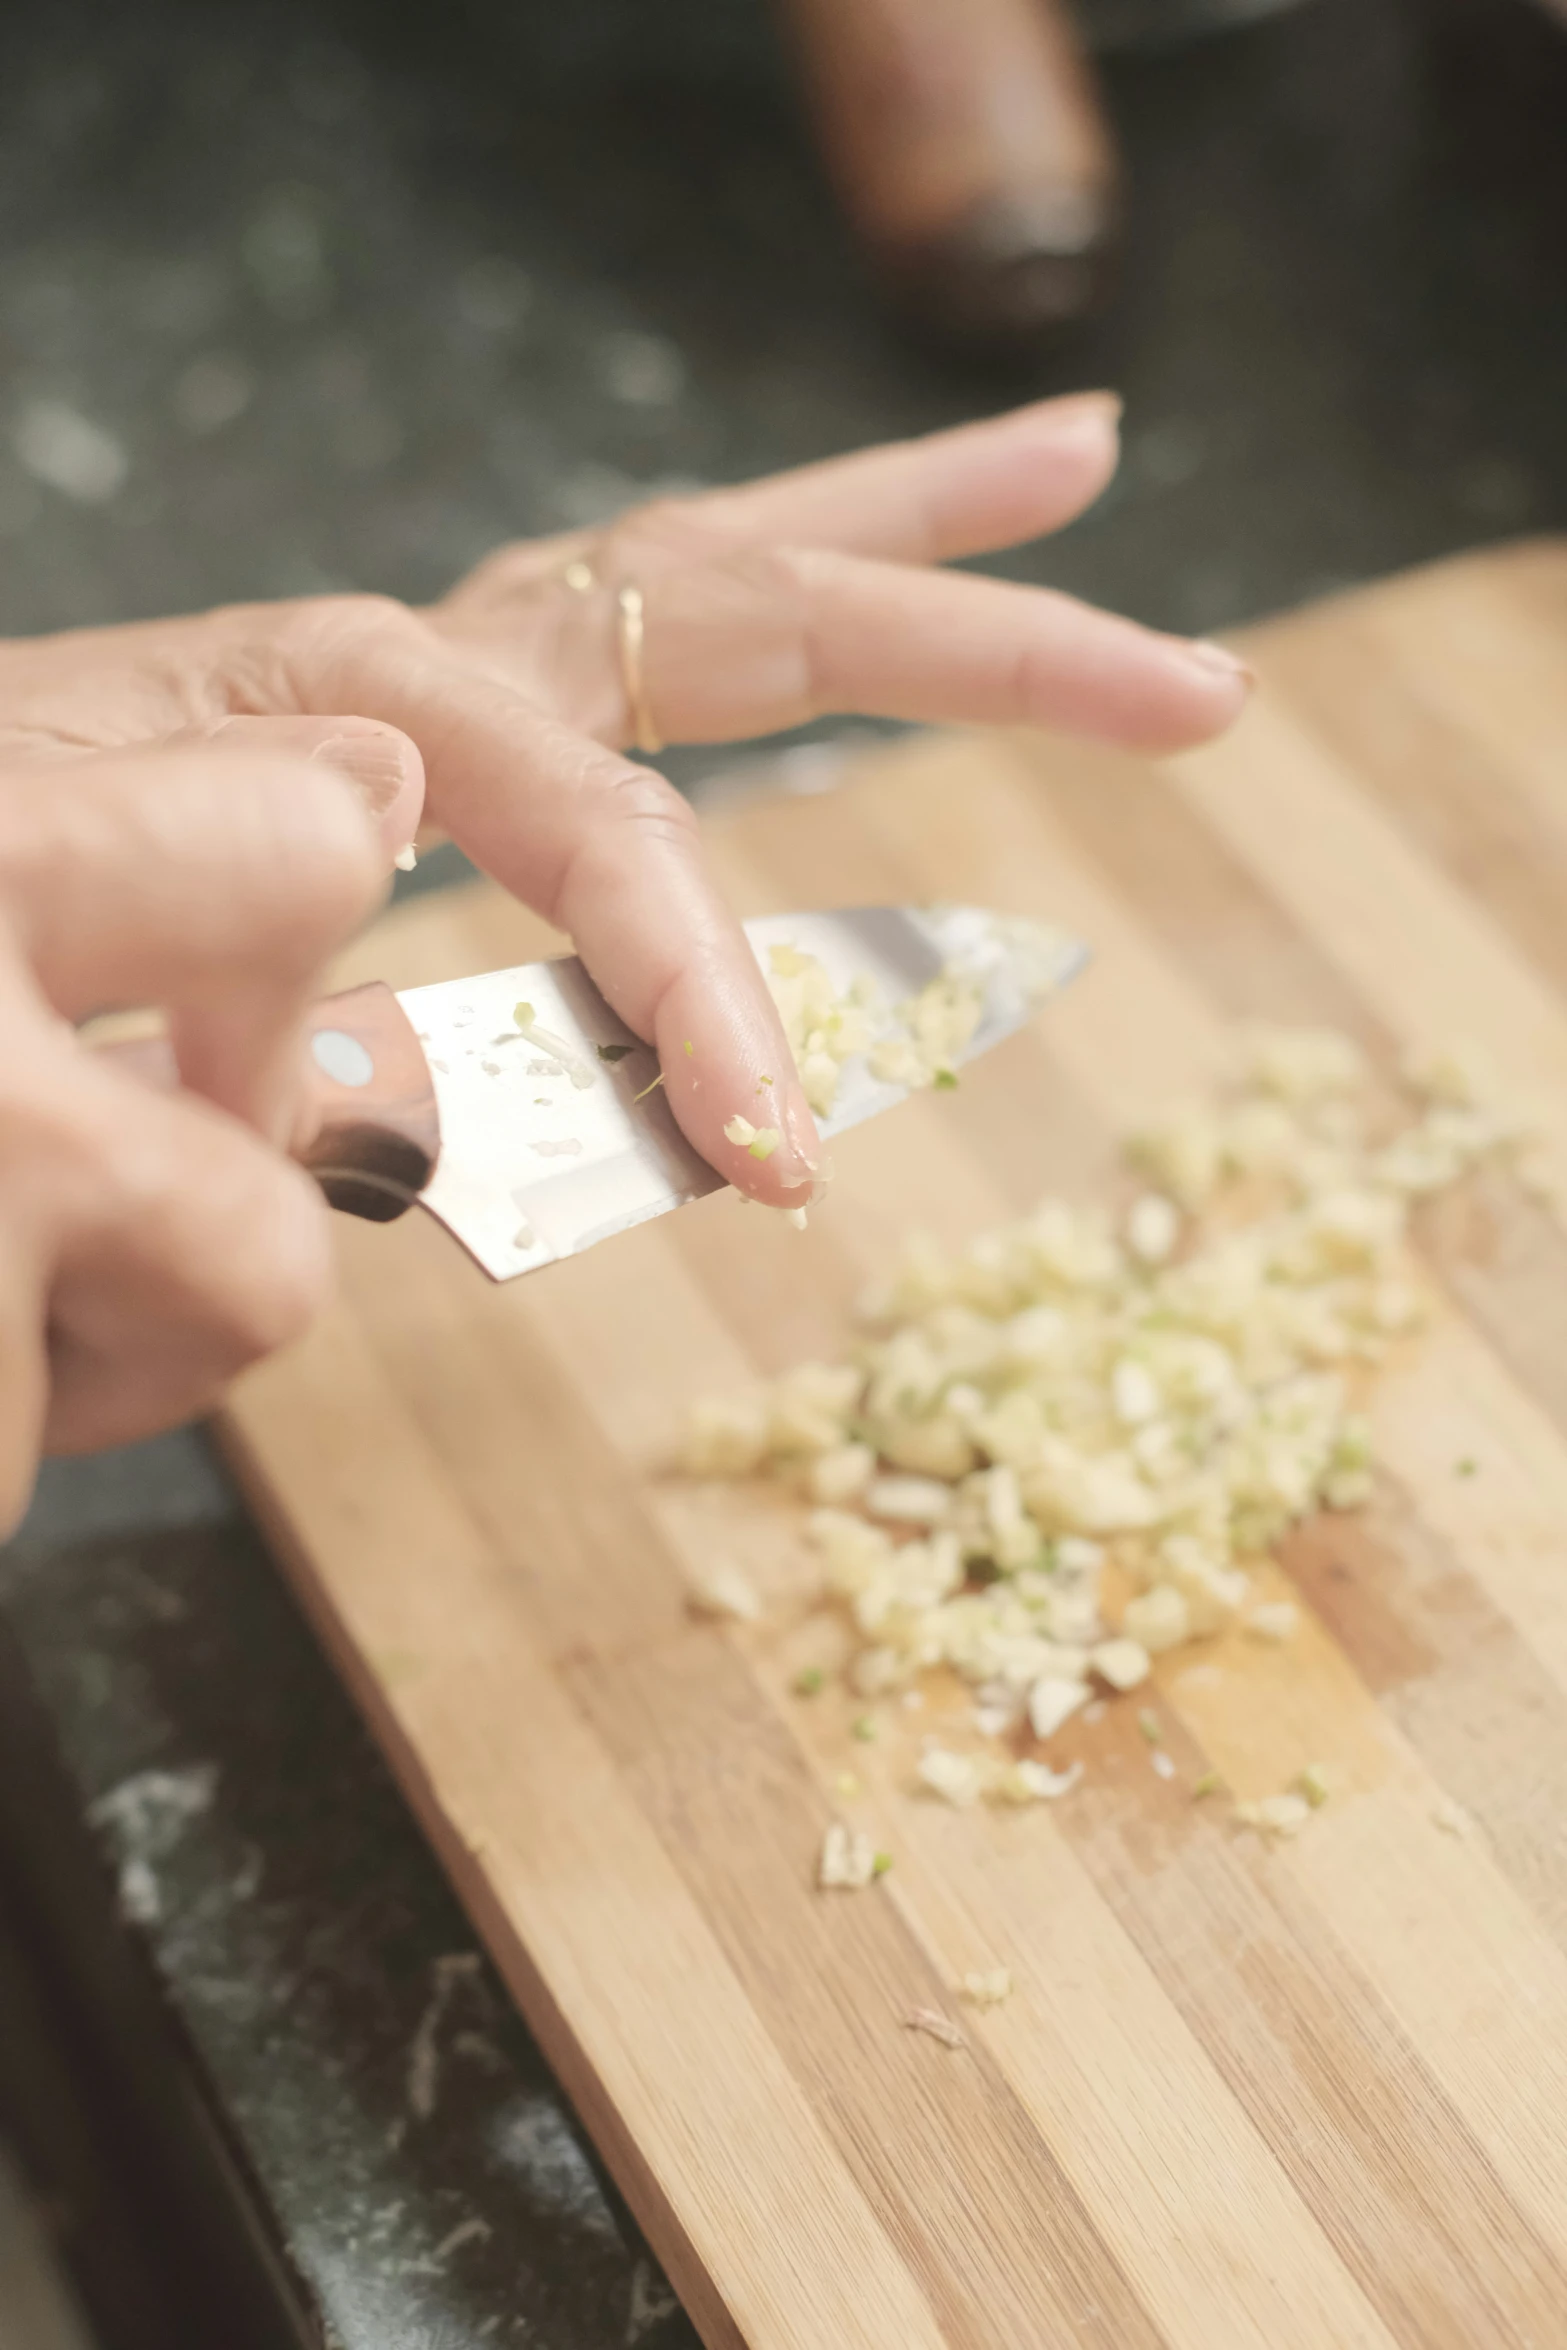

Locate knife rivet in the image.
[311,1028,374,1088]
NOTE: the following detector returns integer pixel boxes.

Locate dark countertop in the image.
[1,1440,693,2350]
[1,0,1565,2343]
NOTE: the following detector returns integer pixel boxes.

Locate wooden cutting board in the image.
[221,540,1567,2350]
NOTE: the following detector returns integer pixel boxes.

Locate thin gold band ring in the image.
[615,580,663,757]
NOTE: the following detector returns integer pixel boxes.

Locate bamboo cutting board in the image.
[222,540,1567,2350]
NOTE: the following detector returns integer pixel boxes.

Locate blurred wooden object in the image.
[775,0,1120,342]
[224,541,1567,2350]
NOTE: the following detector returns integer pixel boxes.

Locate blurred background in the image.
[2,0,1566,2342]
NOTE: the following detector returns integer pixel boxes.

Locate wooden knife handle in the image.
[96,982,441,1224]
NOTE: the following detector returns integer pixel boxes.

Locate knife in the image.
[104,906,1085,1282]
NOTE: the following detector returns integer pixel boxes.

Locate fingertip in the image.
[1041,389,1124,442]
[206,713,426,866]
[723,1083,823,1206]
[1084,628,1256,757]
[1152,637,1255,750]
[657,998,822,1207]
[309,723,426,865]
[996,387,1122,438]
[1183,639,1256,690]
[769,1082,824,1198]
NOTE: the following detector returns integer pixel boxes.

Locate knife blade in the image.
[103,906,1086,1282]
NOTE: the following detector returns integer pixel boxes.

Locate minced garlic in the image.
[808,1444,876,1507]
[511,1001,597,1090]
[1238,1792,1311,1837]
[1027,1677,1089,1741]
[1126,1193,1180,1266]
[686,1565,761,1623]
[1090,1638,1151,1692]
[961,1968,1013,2007]
[917,1747,983,1807]
[904,2008,965,2049]
[819,1823,878,1888]
[683,1027,1530,1817]
[724,1113,780,1159]
[761,921,1066,1120]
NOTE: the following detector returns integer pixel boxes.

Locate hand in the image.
[0,394,1250,1208]
[0,744,386,1531]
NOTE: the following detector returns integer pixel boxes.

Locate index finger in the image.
[306,622,821,1206]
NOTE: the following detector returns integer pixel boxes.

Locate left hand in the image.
[0,393,1250,1205]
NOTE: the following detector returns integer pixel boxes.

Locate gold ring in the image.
[561,555,596,593]
[616,580,663,756]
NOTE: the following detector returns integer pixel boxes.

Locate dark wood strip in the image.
[1288,1485,1567,1950]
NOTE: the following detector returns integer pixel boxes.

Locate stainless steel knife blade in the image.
[398,905,1086,1282]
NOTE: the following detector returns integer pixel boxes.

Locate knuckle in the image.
[594,752,698,844]
[258,590,426,709]
[712,540,816,604]
[609,494,705,562]
[276,590,415,657]
[449,544,543,602]
[313,590,418,648]
[546,745,699,925]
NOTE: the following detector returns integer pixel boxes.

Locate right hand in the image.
[0,742,393,1534]
[0,397,1250,1219]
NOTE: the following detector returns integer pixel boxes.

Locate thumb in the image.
[191,714,425,867]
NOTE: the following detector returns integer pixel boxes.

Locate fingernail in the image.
[311,730,412,816]
[1184,639,1255,687]
[1066,389,1124,426]
[771,1149,818,1190]
[779,1173,833,1209]
[769,1091,821,1188]
[1048,395,1122,451]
